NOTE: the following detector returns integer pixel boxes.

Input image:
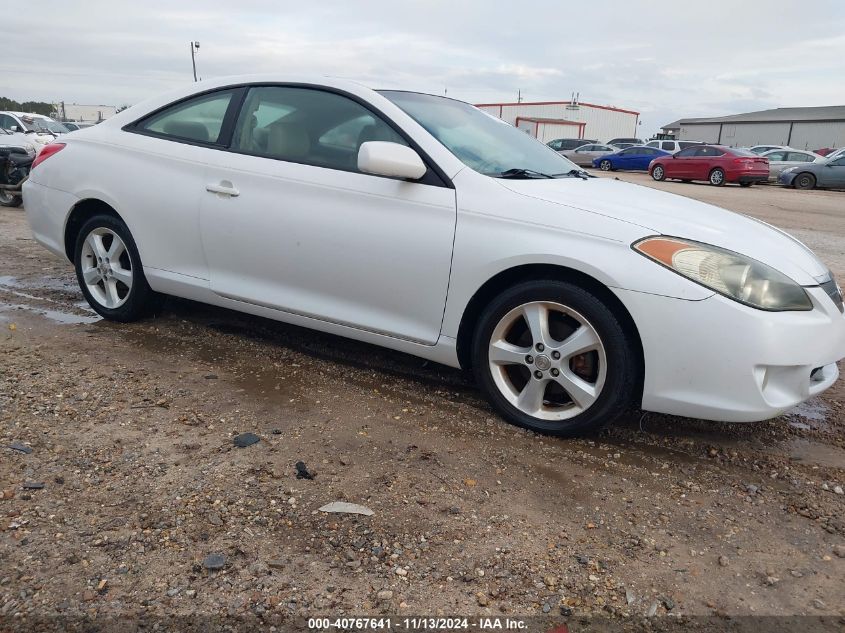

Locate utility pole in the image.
[517,89,523,103]
[190,41,200,81]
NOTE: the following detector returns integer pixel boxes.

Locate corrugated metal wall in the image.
[477,103,637,142]
[679,121,845,149]
[678,124,721,143]
[789,122,845,150]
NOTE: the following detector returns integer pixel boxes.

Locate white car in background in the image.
[747,144,789,155]
[0,111,64,149]
[760,148,825,180]
[645,139,705,153]
[22,75,845,436]
[560,143,616,166]
[0,126,38,157]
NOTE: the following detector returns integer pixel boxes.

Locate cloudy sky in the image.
[5,1,845,135]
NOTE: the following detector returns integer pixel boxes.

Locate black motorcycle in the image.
[0,147,33,208]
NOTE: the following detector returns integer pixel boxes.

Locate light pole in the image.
[190,41,200,82]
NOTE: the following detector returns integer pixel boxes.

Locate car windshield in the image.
[379,91,580,178]
[37,120,69,134]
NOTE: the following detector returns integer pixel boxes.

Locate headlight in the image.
[634,236,812,311]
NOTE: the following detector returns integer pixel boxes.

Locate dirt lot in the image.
[1,177,844,626]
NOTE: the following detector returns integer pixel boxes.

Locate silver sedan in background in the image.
[760,148,825,180]
[561,143,616,166]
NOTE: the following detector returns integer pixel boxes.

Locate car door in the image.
[199,85,457,345]
[571,144,596,166]
[630,148,655,170]
[613,148,635,169]
[819,156,845,187]
[782,152,818,178]
[664,146,695,178]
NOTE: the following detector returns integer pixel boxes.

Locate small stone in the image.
[661,596,675,611]
[22,481,45,490]
[202,553,226,570]
[204,374,218,380]
[718,556,729,567]
[185,589,197,598]
[543,574,557,587]
[625,588,636,605]
[560,606,573,616]
[8,442,32,454]
[834,486,844,495]
[765,576,779,586]
[82,590,97,602]
[233,433,260,448]
[833,545,845,558]
[476,592,489,607]
[166,587,181,597]
[268,559,285,569]
[647,601,658,617]
[812,599,826,610]
[395,568,407,577]
[745,484,759,495]
[790,570,804,578]
[377,590,394,601]
[542,603,551,614]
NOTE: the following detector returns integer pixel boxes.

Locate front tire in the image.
[0,190,22,207]
[599,160,613,172]
[472,280,639,437]
[651,165,665,181]
[794,173,816,190]
[73,214,160,322]
[709,168,726,186]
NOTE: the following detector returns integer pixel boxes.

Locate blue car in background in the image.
[593,146,671,172]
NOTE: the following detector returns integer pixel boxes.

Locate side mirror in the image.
[9,125,20,132]
[358,141,426,180]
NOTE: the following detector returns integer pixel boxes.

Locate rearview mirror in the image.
[358,142,426,180]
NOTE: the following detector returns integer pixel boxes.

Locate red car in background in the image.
[649,145,769,187]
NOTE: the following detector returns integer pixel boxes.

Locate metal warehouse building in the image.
[672,106,845,150]
[475,100,640,143]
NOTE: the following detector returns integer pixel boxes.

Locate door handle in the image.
[206,181,240,197]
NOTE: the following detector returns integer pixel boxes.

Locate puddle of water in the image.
[786,438,845,470]
[0,301,101,325]
[787,398,828,423]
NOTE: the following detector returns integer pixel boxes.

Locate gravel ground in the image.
[1,179,844,627]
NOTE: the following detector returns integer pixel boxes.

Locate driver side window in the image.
[675,147,698,157]
[231,86,406,173]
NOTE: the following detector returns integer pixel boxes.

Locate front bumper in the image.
[614,286,845,422]
[779,172,798,186]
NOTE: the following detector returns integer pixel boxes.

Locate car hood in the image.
[498,176,829,285]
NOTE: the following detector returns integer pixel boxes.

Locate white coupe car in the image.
[22,75,845,436]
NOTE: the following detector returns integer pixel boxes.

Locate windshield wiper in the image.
[563,168,592,180]
[497,168,556,179]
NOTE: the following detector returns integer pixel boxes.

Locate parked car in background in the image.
[561,143,616,166]
[824,147,845,162]
[760,148,824,180]
[814,147,836,157]
[0,111,57,149]
[23,75,845,435]
[607,137,643,146]
[608,142,637,150]
[645,139,704,153]
[747,144,788,155]
[62,122,81,132]
[779,154,845,190]
[0,127,38,157]
[547,138,598,151]
[593,146,670,171]
[649,145,769,186]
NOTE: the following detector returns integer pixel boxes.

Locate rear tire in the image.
[651,165,665,181]
[599,160,613,172]
[794,173,816,190]
[0,190,22,207]
[472,280,639,437]
[73,214,161,322]
[709,168,726,186]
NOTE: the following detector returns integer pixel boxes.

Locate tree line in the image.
[0,97,55,117]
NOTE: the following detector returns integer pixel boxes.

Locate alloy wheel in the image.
[79,228,134,309]
[710,169,725,185]
[487,301,607,421]
[600,160,612,171]
[652,166,664,180]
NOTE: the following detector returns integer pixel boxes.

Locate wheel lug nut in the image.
[551,351,560,360]
[525,355,534,364]
[551,368,560,377]
[536,343,545,352]
[534,370,543,379]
